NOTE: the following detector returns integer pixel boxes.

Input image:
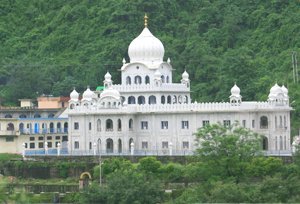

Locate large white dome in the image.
[128,27,164,64]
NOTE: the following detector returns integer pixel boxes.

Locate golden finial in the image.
[144,14,148,27]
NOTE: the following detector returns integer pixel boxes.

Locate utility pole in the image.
[292,51,298,83]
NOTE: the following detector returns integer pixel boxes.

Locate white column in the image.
[57,142,61,156]
[169,142,173,156]
[45,142,48,155]
[22,143,26,159]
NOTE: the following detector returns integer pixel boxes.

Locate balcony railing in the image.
[19,128,68,135]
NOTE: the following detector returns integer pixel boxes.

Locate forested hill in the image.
[0,1,300,125]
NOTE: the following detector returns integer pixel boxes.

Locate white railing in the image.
[69,101,291,114]
[112,83,189,92]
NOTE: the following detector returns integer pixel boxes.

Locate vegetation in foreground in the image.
[1,124,300,203]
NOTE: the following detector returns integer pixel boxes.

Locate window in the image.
[128,96,136,104]
[6,137,14,142]
[141,121,148,130]
[74,122,79,130]
[89,142,92,150]
[30,143,35,149]
[55,136,60,140]
[47,136,52,140]
[145,76,150,84]
[183,141,189,149]
[162,141,168,149]
[202,120,210,127]
[97,119,101,131]
[161,96,165,104]
[252,120,255,128]
[242,120,246,128]
[161,121,168,129]
[89,122,92,130]
[279,116,283,128]
[129,119,133,130]
[181,121,189,129]
[284,116,287,128]
[223,120,231,127]
[48,142,52,148]
[62,136,68,142]
[118,119,122,131]
[148,95,156,104]
[38,136,43,140]
[74,141,79,149]
[134,76,142,84]
[106,119,113,131]
[38,142,43,148]
[142,142,148,149]
[30,137,35,141]
[260,116,268,129]
[138,96,145,104]
[126,76,131,85]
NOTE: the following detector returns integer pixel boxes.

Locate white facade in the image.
[68,21,292,155]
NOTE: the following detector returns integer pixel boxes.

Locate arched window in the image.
[166,76,169,83]
[118,119,121,131]
[34,123,39,134]
[260,116,268,129]
[121,96,125,104]
[173,95,177,104]
[275,136,278,150]
[7,123,14,131]
[126,76,131,85]
[280,116,283,128]
[134,76,142,84]
[149,95,156,104]
[42,123,47,133]
[145,76,150,84]
[50,122,54,133]
[178,95,182,104]
[129,119,133,130]
[138,96,145,105]
[167,96,172,104]
[48,113,55,118]
[19,123,24,134]
[185,95,189,104]
[129,138,134,152]
[97,119,101,132]
[106,138,114,153]
[64,122,68,133]
[118,139,122,153]
[161,96,165,104]
[19,114,27,118]
[106,119,113,131]
[275,116,277,128]
[128,96,136,104]
[5,114,12,118]
[34,113,41,118]
[262,136,268,150]
[57,122,61,133]
[161,75,165,83]
[280,136,283,150]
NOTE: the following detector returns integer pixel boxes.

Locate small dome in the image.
[70,89,79,101]
[100,87,120,100]
[270,83,282,95]
[82,87,94,100]
[104,72,112,81]
[281,85,288,95]
[182,70,189,80]
[154,69,162,79]
[231,83,240,96]
[128,27,165,64]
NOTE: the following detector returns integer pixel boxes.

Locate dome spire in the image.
[144,14,148,27]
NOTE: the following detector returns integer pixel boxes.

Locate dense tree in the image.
[195,122,261,182]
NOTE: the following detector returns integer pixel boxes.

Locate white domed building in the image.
[68,16,292,156]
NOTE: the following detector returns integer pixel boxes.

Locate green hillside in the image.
[0,0,300,133]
